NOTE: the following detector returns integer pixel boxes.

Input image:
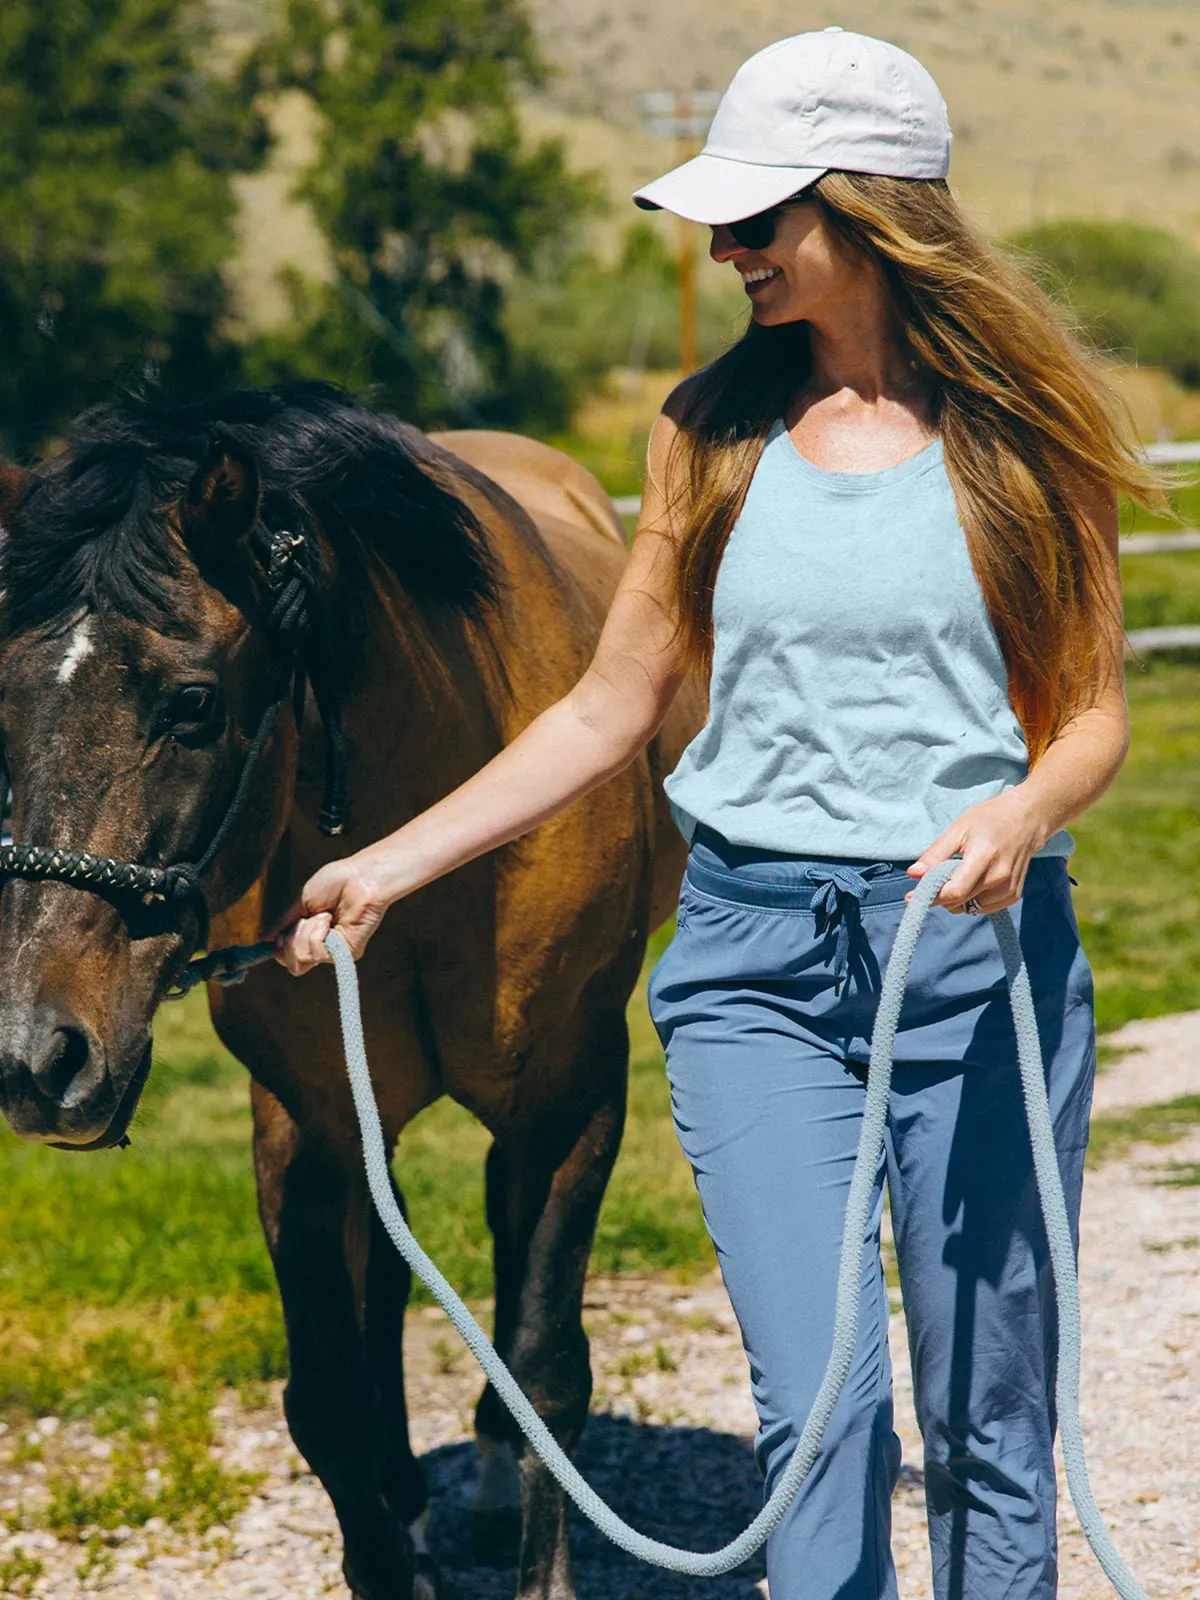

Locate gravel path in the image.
[3,1015,1198,1598]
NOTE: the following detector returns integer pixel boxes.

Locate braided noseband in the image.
[0,524,347,997]
[0,846,195,905]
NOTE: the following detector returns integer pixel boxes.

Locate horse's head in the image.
[0,424,301,1149]
[0,383,506,1151]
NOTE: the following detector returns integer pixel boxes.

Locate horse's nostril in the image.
[30,1026,93,1103]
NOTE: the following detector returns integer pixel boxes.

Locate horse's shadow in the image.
[423,1414,767,1599]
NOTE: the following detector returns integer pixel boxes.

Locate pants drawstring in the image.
[803,863,894,995]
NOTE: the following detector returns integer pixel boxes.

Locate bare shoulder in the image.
[661,371,706,424]
[644,373,707,510]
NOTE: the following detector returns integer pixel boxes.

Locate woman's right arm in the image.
[274,407,691,973]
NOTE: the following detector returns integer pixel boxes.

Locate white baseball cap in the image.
[632,28,952,225]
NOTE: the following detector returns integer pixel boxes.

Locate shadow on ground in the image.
[423,1413,767,1599]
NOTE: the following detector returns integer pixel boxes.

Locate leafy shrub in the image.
[1006,220,1200,387]
[503,222,747,419]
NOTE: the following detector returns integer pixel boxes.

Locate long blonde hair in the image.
[662,172,1172,769]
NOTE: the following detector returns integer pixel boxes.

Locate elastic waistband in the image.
[685,854,912,910]
[685,824,1061,912]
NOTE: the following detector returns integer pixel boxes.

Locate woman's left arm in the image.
[907,482,1129,913]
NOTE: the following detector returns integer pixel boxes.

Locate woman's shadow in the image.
[422,1414,767,1598]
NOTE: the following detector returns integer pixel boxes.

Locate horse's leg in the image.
[470,1137,545,1567]
[473,1012,628,1600]
[364,1174,443,1597]
[252,1080,425,1600]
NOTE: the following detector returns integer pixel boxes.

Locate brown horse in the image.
[0,383,704,1600]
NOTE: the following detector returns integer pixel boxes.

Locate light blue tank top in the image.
[663,417,1075,862]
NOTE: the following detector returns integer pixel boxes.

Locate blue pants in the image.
[646,825,1096,1600]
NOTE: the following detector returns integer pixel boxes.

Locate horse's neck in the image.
[316,570,509,837]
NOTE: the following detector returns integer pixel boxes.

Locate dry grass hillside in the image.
[216,1,1200,325]
[525,0,1200,234]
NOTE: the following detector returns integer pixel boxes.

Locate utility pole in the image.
[637,89,721,375]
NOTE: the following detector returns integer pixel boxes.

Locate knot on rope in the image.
[263,528,319,642]
[165,939,277,1000]
[158,863,203,906]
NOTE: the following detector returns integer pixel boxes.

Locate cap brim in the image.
[632,152,827,224]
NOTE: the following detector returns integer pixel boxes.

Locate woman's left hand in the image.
[905,788,1047,913]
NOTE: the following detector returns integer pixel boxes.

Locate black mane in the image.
[0,381,505,634]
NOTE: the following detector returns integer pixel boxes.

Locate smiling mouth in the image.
[740,266,782,290]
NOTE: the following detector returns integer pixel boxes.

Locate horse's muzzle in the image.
[0,1009,150,1149]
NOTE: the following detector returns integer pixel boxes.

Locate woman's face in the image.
[709,199,860,325]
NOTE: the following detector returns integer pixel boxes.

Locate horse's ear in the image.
[180,431,262,563]
[0,465,30,526]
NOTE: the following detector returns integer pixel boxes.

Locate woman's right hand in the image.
[272,854,391,976]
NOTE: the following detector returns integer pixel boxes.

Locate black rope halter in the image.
[0,524,348,999]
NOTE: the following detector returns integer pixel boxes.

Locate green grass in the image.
[1120,458,1200,631]
[1086,1095,1200,1168]
[544,431,649,502]
[1152,1161,1200,1186]
[40,1389,261,1538]
[0,1553,43,1596]
[1073,657,1200,1028]
[1121,468,1200,536]
[1123,550,1200,632]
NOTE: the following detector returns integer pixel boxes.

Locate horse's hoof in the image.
[347,1575,443,1600]
[471,1505,521,1566]
[414,1552,447,1600]
[345,1555,428,1600]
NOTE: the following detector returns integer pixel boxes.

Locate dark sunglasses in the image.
[725,184,818,250]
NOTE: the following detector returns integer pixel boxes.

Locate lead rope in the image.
[321,857,1146,1593]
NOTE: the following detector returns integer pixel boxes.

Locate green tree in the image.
[1006,221,1200,389]
[244,0,605,430]
[0,0,269,453]
[504,221,749,401]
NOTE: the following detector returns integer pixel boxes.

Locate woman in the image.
[276,28,1165,1599]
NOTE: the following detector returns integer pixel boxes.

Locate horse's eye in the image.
[164,683,218,733]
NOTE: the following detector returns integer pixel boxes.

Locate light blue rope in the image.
[324,855,1146,1592]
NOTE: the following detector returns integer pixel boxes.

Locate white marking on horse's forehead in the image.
[56,618,95,684]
